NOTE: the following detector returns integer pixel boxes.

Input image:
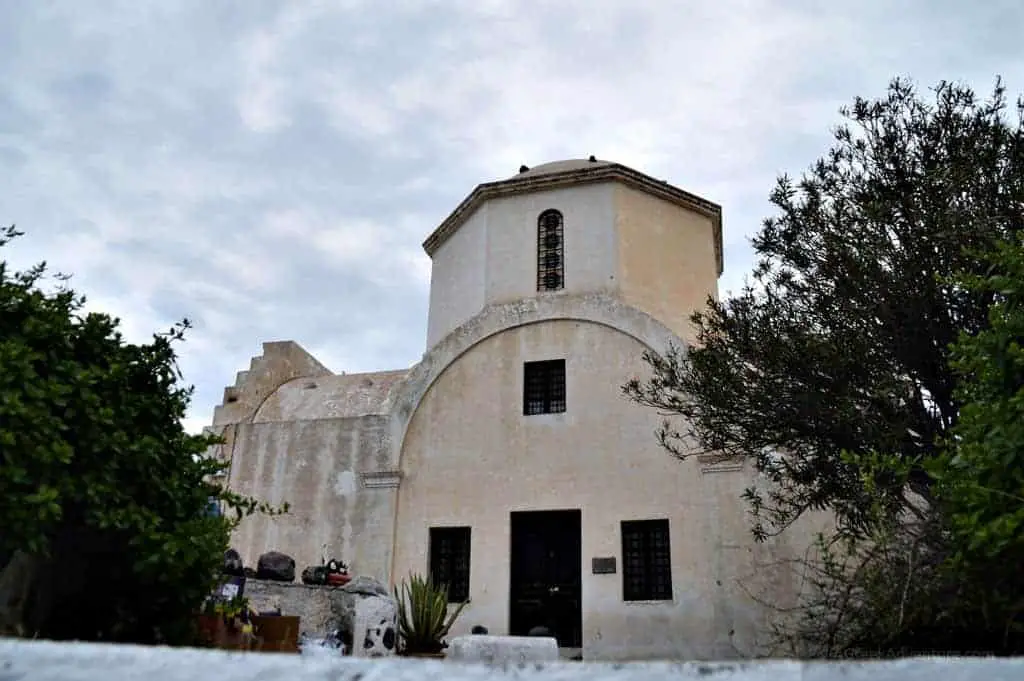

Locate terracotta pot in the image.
[195,614,221,647]
[327,573,351,586]
[196,613,255,650]
[251,615,301,653]
[216,620,250,650]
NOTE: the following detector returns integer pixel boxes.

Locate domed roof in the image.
[425,155,723,276]
[512,158,613,179]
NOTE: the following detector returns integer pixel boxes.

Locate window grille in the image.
[537,210,564,291]
[621,519,673,601]
[429,526,471,603]
[523,359,567,415]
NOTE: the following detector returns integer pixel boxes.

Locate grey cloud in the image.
[0,145,29,169]
[0,92,35,135]
[48,72,113,108]
[2,1,1023,432]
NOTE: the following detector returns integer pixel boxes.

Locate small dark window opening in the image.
[428,526,471,603]
[537,209,564,291]
[621,519,673,601]
[523,359,566,415]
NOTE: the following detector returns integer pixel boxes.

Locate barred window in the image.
[428,526,471,603]
[523,359,566,415]
[621,519,673,601]
[537,209,564,291]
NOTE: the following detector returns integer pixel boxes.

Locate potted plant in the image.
[195,598,224,647]
[326,559,351,586]
[393,573,468,657]
[251,613,301,653]
[203,594,254,650]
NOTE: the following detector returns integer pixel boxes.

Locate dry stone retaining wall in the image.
[245,575,393,642]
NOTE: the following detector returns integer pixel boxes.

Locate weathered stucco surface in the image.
[252,370,407,422]
[210,349,404,577]
[426,203,489,349]
[390,293,684,463]
[224,416,397,578]
[426,182,620,347]
[615,184,719,343]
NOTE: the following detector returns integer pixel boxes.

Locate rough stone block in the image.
[352,594,397,657]
[222,549,243,576]
[446,634,559,665]
[256,551,295,582]
[341,575,390,597]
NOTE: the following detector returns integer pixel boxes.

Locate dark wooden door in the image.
[509,510,582,647]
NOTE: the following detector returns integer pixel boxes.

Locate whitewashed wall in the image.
[2,640,1022,681]
[426,182,618,348]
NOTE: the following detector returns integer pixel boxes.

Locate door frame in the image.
[507,508,582,647]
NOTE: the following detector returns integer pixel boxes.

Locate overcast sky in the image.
[3,1,1023,433]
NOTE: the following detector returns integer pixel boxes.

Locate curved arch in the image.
[245,376,305,425]
[386,293,687,466]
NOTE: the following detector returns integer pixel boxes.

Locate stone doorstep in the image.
[446,635,567,665]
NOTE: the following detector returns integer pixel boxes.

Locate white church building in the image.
[206,158,814,660]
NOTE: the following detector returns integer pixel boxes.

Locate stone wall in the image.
[224,415,398,577]
[244,576,393,641]
[206,340,403,580]
[244,579,336,637]
[3,638,1023,680]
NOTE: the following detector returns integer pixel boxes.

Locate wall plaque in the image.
[592,557,617,574]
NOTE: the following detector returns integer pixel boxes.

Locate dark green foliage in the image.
[761,454,1022,657]
[0,225,285,643]
[624,78,1024,656]
[932,235,1024,562]
[785,234,1024,654]
[393,573,467,655]
[927,234,1024,646]
[625,77,1024,543]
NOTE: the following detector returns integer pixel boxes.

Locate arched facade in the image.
[387,293,687,463]
[386,295,771,660]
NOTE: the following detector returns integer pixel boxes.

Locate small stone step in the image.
[446,634,559,665]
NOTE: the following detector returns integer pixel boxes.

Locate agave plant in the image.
[393,573,468,654]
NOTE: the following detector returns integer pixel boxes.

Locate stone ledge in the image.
[447,634,559,664]
[697,453,744,474]
[2,639,1024,681]
[360,470,403,488]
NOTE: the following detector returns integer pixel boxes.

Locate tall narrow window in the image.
[621,519,673,601]
[537,209,564,291]
[429,526,471,603]
[523,359,566,415]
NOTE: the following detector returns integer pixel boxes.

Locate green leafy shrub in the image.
[393,572,467,654]
[0,225,286,644]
